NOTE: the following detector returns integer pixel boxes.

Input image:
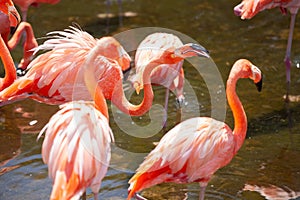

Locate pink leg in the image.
[199,182,207,200]
[284,12,296,97]
[134,193,148,200]
[93,192,98,200]
[163,87,169,128]
[7,22,38,71]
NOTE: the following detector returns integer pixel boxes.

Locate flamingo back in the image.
[38,101,114,199]
[128,117,235,199]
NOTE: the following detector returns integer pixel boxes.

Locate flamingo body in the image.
[128,59,263,200]
[0,26,130,105]
[37,38,125,200]
[38,101,114,200]
[128,117,234,195]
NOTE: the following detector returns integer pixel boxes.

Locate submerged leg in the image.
[284,12,297,99]
[134,193,148,200]
[117,0,123,26]
[163,88,170,128]
[93,192,98,200]
[199,182,207,200]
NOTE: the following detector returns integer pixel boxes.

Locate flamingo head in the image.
[132,43,210,94]
[0,0,20,27]
[148,43,210,65]
[96,37,132,73]
[233,59,263,92]
[174,43,210,59]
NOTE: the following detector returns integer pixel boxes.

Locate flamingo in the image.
[1,0,38,73]
[131,32,185,126]
[0,0,20,91]
[13,0,60,22]
[234,0,300,95]
[127,59,263,200]
[37,44,116,199]
[0,26,131,105]
[0,27,210,117]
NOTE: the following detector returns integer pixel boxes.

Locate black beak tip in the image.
[191,43,210,55]
[255,75,263,92]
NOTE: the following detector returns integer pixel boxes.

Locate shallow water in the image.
[1,0,300,199]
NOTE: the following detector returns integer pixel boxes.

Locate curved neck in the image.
[112,81,154,116]
[226,71,247,153]
[111,61,166,116]
[0,35,16,90]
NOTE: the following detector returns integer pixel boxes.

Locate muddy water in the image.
[0,0,300,199]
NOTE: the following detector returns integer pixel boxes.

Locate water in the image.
[1,0,300,199]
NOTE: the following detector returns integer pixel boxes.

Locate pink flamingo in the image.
[0,26,131,105]
[8,0,60,71]
[38,44,115,199]
[127,59,263,200]
[0,0,20,91]
[0,27,209,118]
[132,32,185,126]
[13,0,60,22]
[234,0,300,94]
[1,0,38,72]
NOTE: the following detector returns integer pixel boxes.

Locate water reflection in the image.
[1,0,300,199]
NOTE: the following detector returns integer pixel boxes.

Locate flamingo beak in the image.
[8,3,21,27]
[133,82,142,95]
[255,75,263,92]
[175,43,210,58]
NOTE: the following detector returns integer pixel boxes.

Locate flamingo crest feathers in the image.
[33,26,97,55]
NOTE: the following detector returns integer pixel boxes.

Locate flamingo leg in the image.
[93,192,98,200]
[199,183,207,200]
[284,12,297,98]
[105,0,112,33]
[134,193,148,200]
[82,191,87,200]
[163,87,170,128]
[117,0,123,26]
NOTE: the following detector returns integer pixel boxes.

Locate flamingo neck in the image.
[84,44,109,119]
[226,71,247,153]
[0,36,16,90]
[112,80,154,116]
[111,60,173,116]
[94,85,109,119]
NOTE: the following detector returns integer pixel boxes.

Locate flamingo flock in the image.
[2,0,298,200]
